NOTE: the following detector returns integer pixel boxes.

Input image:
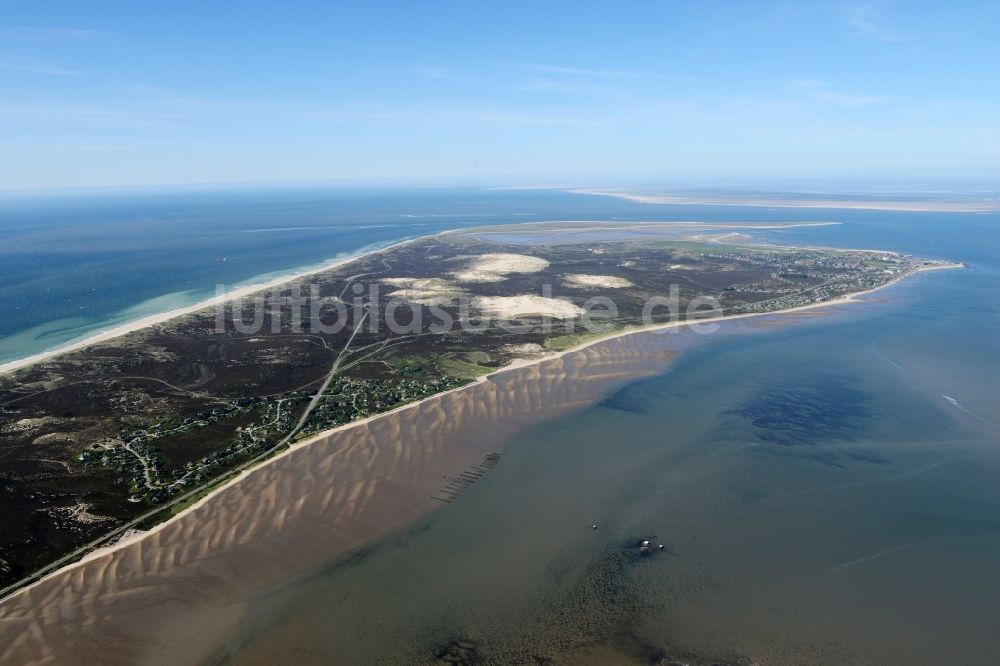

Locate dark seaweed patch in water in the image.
[432,639,482,664]
[420,537,744,665]
[598,376,676,416]
[600,392,650,415]
[738,374,872,447]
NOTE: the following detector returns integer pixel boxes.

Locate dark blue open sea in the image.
[3,187,999,663]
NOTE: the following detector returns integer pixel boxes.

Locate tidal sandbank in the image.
[571,188,1000,213]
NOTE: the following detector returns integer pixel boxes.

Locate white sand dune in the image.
[451,253,549,283]
[563,274,634,289]
[383,277,466,305]
[474,294,585,319]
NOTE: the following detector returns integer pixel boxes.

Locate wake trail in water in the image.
[832,533,1000,573]
[778,455,986,499]
[941,394,1000,432]
[870,333,912,376]
[833,538,958,572]
[872,334,1000,433]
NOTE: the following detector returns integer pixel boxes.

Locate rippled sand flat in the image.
[0,330,680,665]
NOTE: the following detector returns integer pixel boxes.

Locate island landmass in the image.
[0,221,958,599]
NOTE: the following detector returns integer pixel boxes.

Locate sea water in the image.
[206,203,1000,664]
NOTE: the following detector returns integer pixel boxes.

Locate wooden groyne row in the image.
[431,452,502,503]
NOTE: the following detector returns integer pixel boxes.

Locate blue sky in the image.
[2,1,999,190]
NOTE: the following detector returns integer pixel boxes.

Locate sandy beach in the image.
[0,238,425,377]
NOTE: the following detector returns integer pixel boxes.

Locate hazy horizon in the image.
[2,172,999,199]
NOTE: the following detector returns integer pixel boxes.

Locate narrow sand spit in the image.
[570,188,1000,213]
[563,274,634,289]
[451,253,549,283]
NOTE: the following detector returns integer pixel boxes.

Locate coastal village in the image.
[717,249,918,313]
[78,375,468,503]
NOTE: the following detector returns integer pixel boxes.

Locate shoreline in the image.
[0,238,424,376]
[0,256,962,607]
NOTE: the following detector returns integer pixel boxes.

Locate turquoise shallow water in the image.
[205,205,1000,664]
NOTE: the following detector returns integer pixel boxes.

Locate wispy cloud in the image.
[0,62,86,75]
[0,103,185,127]
[511,79,609,94]
[849,3,903,43]
[496,61,644,79]
[0,142,139,156]
[0,26,107,40]
[411,65,455,80]
[368,64,457,80]
[792,79,889,108]
[124,83,263,112]
[301,104,613,129]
